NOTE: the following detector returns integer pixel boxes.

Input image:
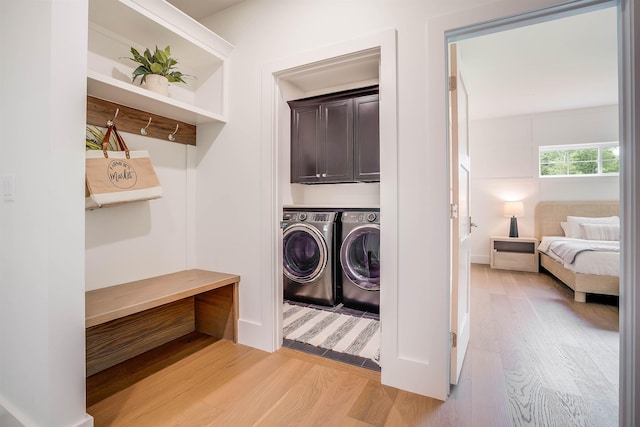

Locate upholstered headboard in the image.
[535,201,620,240]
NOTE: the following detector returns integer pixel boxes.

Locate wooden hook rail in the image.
[86,96,197,146]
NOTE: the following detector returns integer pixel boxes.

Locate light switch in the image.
[3,174,15,201]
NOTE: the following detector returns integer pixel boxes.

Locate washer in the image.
[340,211,380,313]
[282,210,338,306]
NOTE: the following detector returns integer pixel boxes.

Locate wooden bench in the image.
[85,269,239,377]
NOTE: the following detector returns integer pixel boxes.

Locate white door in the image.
[449,43,471,386]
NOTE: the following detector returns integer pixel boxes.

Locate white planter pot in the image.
[144,74,169,97]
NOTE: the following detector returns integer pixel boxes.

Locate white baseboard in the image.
[238,318,276,352]
[471,255,490,265]
[74,414,94,427]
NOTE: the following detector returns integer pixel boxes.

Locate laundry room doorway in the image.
[259,29,398,378]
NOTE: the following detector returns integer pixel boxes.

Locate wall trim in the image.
[619,0,639,424]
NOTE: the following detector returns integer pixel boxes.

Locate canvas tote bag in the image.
[85,124,162,209]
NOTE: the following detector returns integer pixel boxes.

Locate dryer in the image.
[340,211,380,313]
[282,210,338,306]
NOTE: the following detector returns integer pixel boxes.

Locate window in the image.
[539,142,619,177]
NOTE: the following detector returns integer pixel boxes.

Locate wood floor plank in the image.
[206,356,312,426]
[448,346,473,426]
[383,389,449,427]
[201,352,296,410]
[504,367,554,426]
[558,344,618,425]
[471,349,511,427]
[544,388,591,427]
[347,380,398,426]
[277,346,381,381]
[489,292,540,373]
[87,340,258,426]
[252,364,340,426]
[469,285,500,352]
[298,369,370,426]
[507,294,582,396]
[125,399,223,427]
[501,271,531,300]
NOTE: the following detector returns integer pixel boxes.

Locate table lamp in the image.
[504,201,524,238]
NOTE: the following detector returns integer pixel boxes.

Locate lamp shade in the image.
[503,201,524,218]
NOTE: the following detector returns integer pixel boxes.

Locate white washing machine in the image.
[282,210,338,306]
[340,211,380,313]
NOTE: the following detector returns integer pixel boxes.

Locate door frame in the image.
[259,28,400,383]
[444,0,639,422]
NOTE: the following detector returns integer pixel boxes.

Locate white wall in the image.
[469,105,619,263]
[0,1,90,426]
[287,183,380,208]
[85,133,193,290]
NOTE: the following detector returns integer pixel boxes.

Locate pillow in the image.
[560,221,584,238]
[566,215,619,224]
[580,223,620,241]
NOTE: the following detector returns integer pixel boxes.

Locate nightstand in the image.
[490,236,539,272]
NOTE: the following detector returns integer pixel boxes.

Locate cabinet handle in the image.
[316,174,321,178]
[322,173,327,177]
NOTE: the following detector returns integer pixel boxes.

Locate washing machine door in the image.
[283,223,328,283]
[340,224,380,290]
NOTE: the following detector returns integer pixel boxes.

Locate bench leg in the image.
[574,291,586,303]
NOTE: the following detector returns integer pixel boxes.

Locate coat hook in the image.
[168,124,179,141]
[141,117,152,135]
[107,108,119,126]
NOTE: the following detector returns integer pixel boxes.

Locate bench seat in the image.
[85,269,239,376]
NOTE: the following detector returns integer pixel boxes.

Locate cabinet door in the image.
[353,94,380,181]
[290,105,321,183]
[321,99,354,183]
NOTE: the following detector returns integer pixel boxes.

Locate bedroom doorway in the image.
[446,0,620,401]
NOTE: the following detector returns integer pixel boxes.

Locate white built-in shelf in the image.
[87,0,233,126]
[87,70,225,125]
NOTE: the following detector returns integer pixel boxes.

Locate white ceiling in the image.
[458,6,618,120]
[166,2,618,121]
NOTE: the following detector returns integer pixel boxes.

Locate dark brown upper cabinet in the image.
[353,94,380,182]
[289,86,379,184]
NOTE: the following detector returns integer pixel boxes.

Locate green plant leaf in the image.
[131,65,150,84]
[149,63,164,74]
[155,48,168,65]
[143,48,153,62]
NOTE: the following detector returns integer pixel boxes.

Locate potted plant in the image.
[126,45,189,96]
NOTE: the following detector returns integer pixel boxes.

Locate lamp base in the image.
[509,216,519,238]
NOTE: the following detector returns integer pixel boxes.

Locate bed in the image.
[535,201,619,302]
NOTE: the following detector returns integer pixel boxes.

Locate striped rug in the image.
[283,303,380,364]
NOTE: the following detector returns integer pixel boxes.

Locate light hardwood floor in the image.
[87,264,619,426]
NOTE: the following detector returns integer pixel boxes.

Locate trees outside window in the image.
[539,143,619,177]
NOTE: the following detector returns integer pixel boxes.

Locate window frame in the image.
[538,142,620,178]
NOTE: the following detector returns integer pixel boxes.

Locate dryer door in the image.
[283,223,328,283]
[340,224,380,290]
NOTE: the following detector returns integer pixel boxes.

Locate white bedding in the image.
[538,236,620,276]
